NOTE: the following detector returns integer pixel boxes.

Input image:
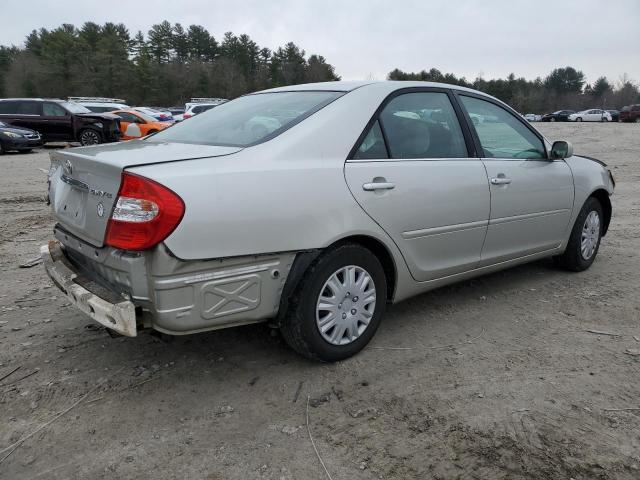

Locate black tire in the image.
[0,142,4,155]
[576,117,582,122]
[635,118,640,123]
[280,244,387,362]
[79,129,102,146]
[550,117,556,122]
[554,197,604,272]
[20,149,32,153]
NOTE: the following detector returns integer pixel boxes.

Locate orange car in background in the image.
[112,109,173,140]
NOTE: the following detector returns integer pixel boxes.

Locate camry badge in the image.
[97,202,105,217]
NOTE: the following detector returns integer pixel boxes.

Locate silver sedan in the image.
[42,81,615,361]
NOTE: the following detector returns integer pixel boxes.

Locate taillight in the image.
[105,172,185,251]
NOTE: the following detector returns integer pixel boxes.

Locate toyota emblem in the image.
[97,202,105,217]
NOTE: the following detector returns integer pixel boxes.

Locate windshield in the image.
[61,101,91,114]
[150,91,343,147]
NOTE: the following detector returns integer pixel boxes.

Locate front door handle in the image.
[363,182,396,191]
[490,177,512,185]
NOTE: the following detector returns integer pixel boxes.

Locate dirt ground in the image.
[1,122,639,480]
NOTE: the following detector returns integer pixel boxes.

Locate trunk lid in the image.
[48,141,242,247]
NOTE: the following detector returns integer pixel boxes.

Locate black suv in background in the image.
[0,99,120,145]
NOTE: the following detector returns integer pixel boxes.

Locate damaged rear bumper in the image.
[40,240,137,336]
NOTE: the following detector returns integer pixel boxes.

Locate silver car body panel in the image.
[43,81,614,335]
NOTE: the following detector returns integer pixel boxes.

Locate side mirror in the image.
[550,140,573,160]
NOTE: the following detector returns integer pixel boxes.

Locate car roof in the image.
[0,98,65,102]
[258,80,486,96]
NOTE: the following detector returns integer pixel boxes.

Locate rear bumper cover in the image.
[41,240,137,336]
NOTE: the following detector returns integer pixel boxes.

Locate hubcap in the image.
[581,211,600,260]
[81,131,100,145]
[316,265,376,346]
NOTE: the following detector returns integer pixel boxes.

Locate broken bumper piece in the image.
[40,240,137,337]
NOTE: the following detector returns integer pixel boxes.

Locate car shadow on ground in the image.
[78,257,561,375]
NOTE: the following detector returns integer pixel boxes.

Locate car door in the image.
[345,89,490,282]
[42,102,72,140]
[457,94,574,265]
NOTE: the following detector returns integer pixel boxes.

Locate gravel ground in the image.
[0,122,639,479]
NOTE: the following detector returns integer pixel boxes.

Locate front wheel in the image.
[550,117,556,122]
[280,244,387,362]
[79,129,102,146]
[554,197,603,272]
[576,117,583,122]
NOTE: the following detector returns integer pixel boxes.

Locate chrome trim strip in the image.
[402,219,488,239]
[489,209,569,225]
[60,174,89,191]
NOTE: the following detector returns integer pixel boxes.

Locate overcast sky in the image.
[3,0,639,84]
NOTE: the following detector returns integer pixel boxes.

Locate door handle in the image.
[363,182,395,191]
[490,177,512,185]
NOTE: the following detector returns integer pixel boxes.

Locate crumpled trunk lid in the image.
[48,141,242,247]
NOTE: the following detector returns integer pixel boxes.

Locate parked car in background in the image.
[541,110,575,122]
[523,113,541,122]
[619,105,640,123]
[133,107,173,122]
[69,97,129,113]
[168,107,185,122]
[0,120,43,153]
[182,103,218,120]
[41,81,614,362]
[606,110,620,122]
[111,109,173,140]
[0,98,120,145]
[568,109,612,122]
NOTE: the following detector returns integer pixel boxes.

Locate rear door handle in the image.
[363,182,396,191]
[490,177,512,185]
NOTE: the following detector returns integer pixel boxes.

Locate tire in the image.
[550,117,556,122]
[79,129,102,146]
[0,142,4,155]
[635,118,640,123]
[20,149,32,153]
[554,197,604,272]
[576,117,582,122]
[280,244,387,362]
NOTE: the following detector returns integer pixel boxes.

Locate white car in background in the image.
[568,109,612,122]
[523,113,541,122]
[68,97,129,113]
[133,107,174,122]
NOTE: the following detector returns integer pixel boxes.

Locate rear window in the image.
[151,91,343,147]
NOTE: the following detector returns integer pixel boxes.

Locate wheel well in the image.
[590,189,612,236]
[330,235,397,302]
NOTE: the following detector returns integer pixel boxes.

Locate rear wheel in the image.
[576,117,583,122]
[554,197,603,272]
[280,244,387,362]
[79,129,102,146]
[550,117,556,122]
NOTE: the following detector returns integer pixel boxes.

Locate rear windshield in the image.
[150,91,343,147]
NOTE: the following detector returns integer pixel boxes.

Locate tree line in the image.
[388,67,640,113]
[0,21,340,106]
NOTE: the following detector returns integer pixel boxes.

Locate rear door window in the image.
[43,102,67,117]
[460,95,546,160]
[16,102,41,115]
[378,92,468,159]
